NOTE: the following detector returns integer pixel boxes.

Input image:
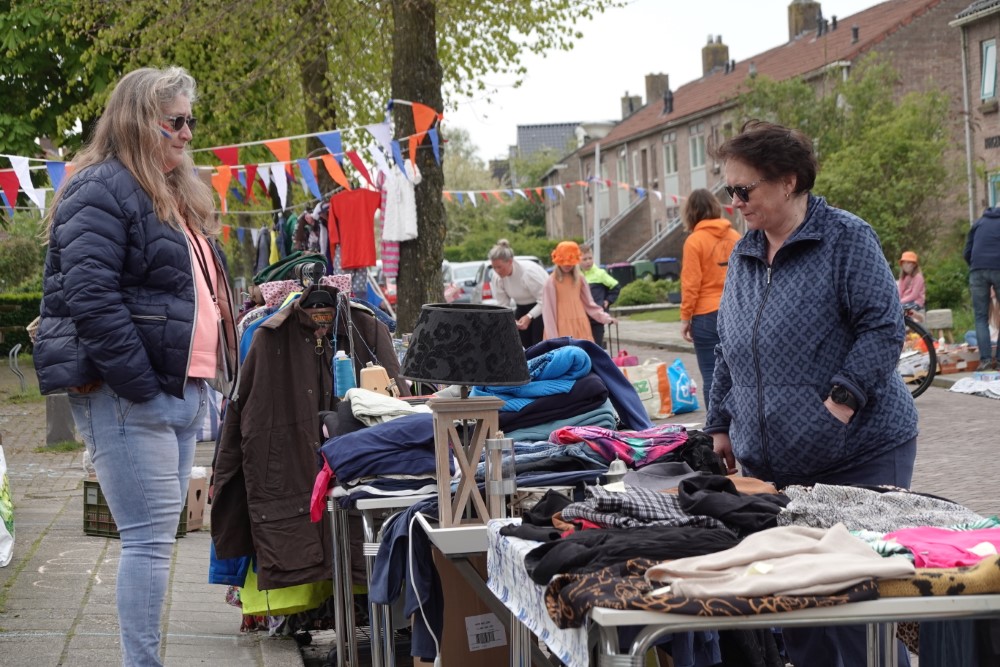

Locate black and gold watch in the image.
[829,385,859,411]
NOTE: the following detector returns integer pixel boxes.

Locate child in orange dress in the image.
[541,241,616,341]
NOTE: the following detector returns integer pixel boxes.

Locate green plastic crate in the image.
[84,479,187,539]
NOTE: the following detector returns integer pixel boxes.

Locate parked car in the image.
[443,260,484,303]
[469,255,543,306]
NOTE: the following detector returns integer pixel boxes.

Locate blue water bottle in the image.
[334,350,356,398]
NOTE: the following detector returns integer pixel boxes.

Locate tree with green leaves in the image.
[2,0,626,327]
[730,56,958,266]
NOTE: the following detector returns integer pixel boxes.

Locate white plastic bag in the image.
[0,446,14,567]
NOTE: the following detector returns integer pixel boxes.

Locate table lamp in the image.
[400,303,529,526]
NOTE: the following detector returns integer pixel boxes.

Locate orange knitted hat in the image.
[551,241,581,267]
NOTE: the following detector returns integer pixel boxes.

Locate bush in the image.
[616,279,677,306]
[923,256,968,310]
[0,293,41,356]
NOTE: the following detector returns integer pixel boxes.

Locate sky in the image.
[447,0,888,161]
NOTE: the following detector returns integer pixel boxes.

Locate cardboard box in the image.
[413,549,508,667]
[186,476,208,531]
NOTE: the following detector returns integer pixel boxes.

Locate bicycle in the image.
[898,310,937,398]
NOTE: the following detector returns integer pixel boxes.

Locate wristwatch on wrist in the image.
[829,385,859,411]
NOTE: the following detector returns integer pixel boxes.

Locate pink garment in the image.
[541,274,612,340]
[259,280,300,309]
[320,273,353,296]
[184,227,220,379]
[883,526,1000,568]
[897,272,925,308]
[310,458,334,522]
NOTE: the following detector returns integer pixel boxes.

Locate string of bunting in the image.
[0,99,444,218]
[0,99,733,219]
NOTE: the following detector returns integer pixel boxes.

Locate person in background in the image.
[963,288,1000,355]
[679,188,740,409]
[896,250,926,316]
[708,120,917,667]
[541,241,616,341]
[34,66,237,666]
[578,243,620,347]
[488,238,549,348]
[964,206,1000,370]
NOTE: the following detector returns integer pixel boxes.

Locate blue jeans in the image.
[690,311,720,411]
[780,437,917,667]
[970,269,1000,362]
[69,379,207,666]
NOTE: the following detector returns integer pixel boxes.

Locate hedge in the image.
[0,293,41,356]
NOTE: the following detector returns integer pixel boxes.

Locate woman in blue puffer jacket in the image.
[34,66,236,666]
[707,120,917,667]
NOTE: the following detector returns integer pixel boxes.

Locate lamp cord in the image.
[409,512,441,667]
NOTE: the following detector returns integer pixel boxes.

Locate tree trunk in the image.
[298,10,337,195]
[391,0,446,333]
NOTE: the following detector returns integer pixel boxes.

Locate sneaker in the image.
[976,360,995,372]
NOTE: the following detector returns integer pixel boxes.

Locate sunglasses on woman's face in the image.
[725,178,766,203]
[162,115,197,133]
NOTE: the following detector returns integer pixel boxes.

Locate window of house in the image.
[662,132,678,175]
[983,39,997,100]
[690,123,706,169]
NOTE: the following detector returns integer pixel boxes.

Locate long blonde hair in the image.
[45,66,217,236]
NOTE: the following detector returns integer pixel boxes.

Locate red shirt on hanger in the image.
[327,189,381,269]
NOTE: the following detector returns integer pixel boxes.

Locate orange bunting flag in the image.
[534,187,543,198]
[491,191,504,203]
[263,139,292,176]
[409,132,426,165]
[411,102,440,136]
[443,191,453,202]
[212,146,239,166]
[222,225,231,242]
[65,163,76,177]
[321,154,352,191]
[211,165,232,214]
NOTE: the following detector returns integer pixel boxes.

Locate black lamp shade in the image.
[401,303,530,387]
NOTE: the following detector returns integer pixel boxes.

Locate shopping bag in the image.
[0,445,14,567]
[621,360,672,419]
[668,359,699,414]
[613,349,639,367]
[240,565,333,616]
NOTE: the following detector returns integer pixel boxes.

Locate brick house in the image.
[953,1,1000,219]
[543,0,970,265]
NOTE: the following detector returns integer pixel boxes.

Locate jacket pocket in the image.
[129,305,169,365]
[763,385,848,478]
[248,494,324,572]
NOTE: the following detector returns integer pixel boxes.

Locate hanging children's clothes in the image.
[327,189,381,270]
[382,160,421,242]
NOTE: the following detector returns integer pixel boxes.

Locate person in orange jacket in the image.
[679,189,741,409]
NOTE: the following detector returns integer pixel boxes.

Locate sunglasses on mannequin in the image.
[161,115,197,133]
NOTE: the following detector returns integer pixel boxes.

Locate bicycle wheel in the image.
[898,316,937,398]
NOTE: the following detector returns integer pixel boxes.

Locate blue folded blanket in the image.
[470,346,592,411]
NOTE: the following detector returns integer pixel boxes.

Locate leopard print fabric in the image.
[878,554,1000,597]
[543,557,879,629]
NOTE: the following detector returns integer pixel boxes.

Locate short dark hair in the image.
[715,120,817,194]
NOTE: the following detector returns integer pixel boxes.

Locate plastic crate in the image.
[84,478,187,539]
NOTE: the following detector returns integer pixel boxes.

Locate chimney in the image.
[645,73,669,107]
[620,92,642,119]
[787,0,822,41]
[851,25,859,43]
[701,34,730,76]
[831,15,837,30]
[662,88,674,115]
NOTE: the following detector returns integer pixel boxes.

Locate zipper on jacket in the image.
[751,264,774,479]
